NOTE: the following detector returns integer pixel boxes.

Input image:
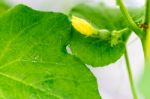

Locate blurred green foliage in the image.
[0,0,9,14]
[140,62,150,99]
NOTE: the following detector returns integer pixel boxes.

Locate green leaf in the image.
[69,4,143,67]
[70,30,125,67]
[0,5,100,99]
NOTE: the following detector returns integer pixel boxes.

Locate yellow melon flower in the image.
[71,16,98,36]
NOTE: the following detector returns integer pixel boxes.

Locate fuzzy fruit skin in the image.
[71,16,98,36]
[97,29,111,40]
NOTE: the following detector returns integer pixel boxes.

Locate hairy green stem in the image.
[118,28,129,33]
[141,39,147,61]
[125,47,138,99]
[117,0,143,38]
[144,0,150,26]
[142,0,150,59]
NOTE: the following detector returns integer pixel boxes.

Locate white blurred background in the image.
[4,0,145,99]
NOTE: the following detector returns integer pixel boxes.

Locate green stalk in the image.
[144,0,150,26]
[125,47,138,99]
[143,0,150,60]
[117,0,143,38]
[141,39,147,61]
